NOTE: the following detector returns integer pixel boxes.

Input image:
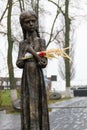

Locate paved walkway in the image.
[1,97,87,130]
[49,97,87,130]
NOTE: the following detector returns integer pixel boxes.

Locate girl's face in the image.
[23,15,37,32]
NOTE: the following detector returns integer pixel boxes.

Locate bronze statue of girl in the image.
[16,10,50,130]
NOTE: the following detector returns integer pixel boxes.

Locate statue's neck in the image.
[26,31,37,39]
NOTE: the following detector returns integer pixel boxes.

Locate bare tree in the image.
[46,8,60,47]
[64,0,71,87]
[7,0,18,105]
[48,0,71,88]
[18,0,25,11]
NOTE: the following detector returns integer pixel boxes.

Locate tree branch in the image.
[46,9,60,47]
[0,2,8,23]
[48,0,65,16]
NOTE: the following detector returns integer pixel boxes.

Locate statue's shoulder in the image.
[18,40,26,49]
[35,37,46,44]
[19,40,27,46]
[19,40,24,44]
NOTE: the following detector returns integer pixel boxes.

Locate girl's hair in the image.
[20,10,40,39]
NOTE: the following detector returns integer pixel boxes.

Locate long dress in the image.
[16,37,50,130]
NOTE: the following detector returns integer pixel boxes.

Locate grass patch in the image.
[0,90,71,113]
[0,90,12,106]
[0,90,20,113]
[48,97,71,104]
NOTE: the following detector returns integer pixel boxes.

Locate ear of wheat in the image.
[21,47,71,61]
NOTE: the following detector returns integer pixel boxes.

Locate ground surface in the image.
[1,97,87,130]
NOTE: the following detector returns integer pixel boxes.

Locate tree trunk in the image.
[64,0,71,88]
[7,0,17,103]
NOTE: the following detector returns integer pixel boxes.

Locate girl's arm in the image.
[16,42,25,68]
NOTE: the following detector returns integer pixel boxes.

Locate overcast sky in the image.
[1,0,87,87]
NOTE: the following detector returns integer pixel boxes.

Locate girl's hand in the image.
[38,57,47,68]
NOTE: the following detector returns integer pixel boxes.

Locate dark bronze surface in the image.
[16,10,50,130]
